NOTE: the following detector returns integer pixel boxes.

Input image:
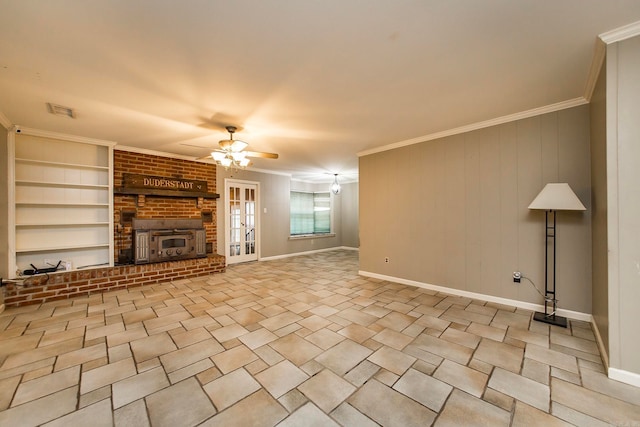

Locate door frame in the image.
[223,178,261,265]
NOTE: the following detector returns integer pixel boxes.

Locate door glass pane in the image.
[245,196,255,255]
[229,198,241,257]
[227,183,258,261]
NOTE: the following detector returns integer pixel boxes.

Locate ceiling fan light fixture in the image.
[218,140,233,150]
[230,140,248,152]
[231,151,246,161]
[212,151,226,161]
[209,124,277,170]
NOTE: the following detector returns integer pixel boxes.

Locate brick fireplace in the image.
[3,150,226,307]
[114,150,219,263]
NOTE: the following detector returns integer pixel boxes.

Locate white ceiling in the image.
[1,1,640,183]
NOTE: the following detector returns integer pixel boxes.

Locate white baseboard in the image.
[592,319,640,389]
[358,270,592,322]
[590,318,610,370]
[260,246,358,262]
[609,367,640,388]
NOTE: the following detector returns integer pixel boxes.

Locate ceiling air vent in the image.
[46,102,76,118]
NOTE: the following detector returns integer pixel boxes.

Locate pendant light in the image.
[331,174,341,195]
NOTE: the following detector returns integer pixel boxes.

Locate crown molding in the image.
[291,178,321,184]
[116,144,292,178]
[358,97,587,157]
[599,20,640,44]
[12,126,116,146]
[116,144,206,161]
[292,177,358,185]
[242,167,292,178]
[583,20,640,102]
[0,112,12,130]
[583,38,607,102]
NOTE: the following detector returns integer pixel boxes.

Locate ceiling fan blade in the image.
[219,139,249,152]
[245,151,279,159]
[196,155,214,160]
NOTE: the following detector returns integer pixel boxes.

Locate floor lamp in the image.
[528,183,586,328]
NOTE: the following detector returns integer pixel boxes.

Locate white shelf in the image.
[11,133,114,273]
[15,180,109,190]
[16,243,110,254]
[15,158,109,171]
[16,222,110,228]
[16,202,109,207]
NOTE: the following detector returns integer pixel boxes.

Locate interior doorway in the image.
[224,180,259,264]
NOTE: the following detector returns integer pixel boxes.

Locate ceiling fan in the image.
[200,126,278,168]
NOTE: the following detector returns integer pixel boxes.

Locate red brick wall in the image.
[114,150,218,262]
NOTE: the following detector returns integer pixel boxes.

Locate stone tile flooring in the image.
[1,249,639,426]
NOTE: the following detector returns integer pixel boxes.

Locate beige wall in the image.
[0,126,8,310]
[0,126,8,283]
[606,35,640,377]
[340,182,359,248]
[216,169,358,258]
[590,58,608,356]
[360,105,592,313]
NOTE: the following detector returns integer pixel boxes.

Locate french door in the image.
[225,180,259,264]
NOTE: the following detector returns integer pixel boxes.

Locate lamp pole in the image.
[528,183,585,328]
[533,209,566,327]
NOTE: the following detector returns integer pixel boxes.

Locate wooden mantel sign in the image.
[123,173,208,193]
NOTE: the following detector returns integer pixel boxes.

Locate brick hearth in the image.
[3,254,225,307]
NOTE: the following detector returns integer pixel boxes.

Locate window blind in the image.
[290,191,331,235]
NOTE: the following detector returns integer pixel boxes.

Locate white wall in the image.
[606,34,640,381]
[0,126,8,310]
[340,182,359,248]
[0,126,8,282]
[590,57,609,358]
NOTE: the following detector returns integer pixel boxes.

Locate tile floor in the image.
[1,249,639,426]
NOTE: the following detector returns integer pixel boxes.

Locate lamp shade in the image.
[528,183,586,211]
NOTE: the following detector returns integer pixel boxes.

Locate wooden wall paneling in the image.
[540,112,560,184]
[358,105,592,313]
[478,126,503,297]
[557,106,592,314]
[515,116,545,295]
[359,153,384,271]
[443,135,466,288]
[498,122,520,301]
[421,140,447,285]
[386,148,409,277]
[464,132,482,292]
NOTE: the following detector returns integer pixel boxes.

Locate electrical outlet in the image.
[384,257,390,263]
[513,271,522,283]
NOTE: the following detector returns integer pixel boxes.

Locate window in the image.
[290,191,332,236]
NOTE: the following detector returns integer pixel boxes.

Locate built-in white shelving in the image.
[11,132,114,274]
